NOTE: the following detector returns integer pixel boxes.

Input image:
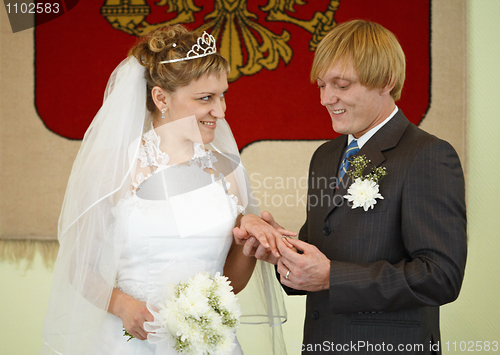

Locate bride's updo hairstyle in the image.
[129,25,230,113]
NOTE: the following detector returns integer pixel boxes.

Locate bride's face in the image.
[162,72,228,144]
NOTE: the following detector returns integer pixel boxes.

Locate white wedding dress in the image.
[89,128,244,354]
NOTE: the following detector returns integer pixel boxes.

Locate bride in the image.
[41,25,289,354]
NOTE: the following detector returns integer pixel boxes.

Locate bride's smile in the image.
[154,72,228,146]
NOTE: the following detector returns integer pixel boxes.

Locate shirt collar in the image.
[348,106,399,148]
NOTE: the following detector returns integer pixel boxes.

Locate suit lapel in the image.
[325,110,410,219]
[325,135,347,190]
[368,110,409,153]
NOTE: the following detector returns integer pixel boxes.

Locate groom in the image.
[237,20,467,354]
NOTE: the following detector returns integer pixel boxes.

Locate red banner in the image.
[35,0,430,149]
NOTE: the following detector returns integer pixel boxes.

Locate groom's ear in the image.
[379,78,396,97]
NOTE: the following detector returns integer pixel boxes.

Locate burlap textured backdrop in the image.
[0,0,467,262]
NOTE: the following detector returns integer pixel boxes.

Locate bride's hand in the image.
[260,211,291,235]
[111,291,154,341]
[121,298,153,340]
[234,212,296,258]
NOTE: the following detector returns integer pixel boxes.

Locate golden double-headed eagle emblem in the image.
[101,0,339,82]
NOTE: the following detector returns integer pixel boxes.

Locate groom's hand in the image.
[276,237,331,292]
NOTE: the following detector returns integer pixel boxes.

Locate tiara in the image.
[159,31,217,64]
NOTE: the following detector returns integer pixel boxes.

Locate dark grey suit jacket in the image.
[287,110,467,354]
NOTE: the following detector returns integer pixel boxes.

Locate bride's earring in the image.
[161,108,166,119]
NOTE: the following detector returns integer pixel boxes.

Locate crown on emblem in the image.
[159,31,217,64]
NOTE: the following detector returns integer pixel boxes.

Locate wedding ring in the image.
[285,270,290,280]
[281,235,288,240]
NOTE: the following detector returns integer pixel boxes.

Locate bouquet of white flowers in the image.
[142,271,241,355]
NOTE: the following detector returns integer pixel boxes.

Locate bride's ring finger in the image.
[280,235,293,248]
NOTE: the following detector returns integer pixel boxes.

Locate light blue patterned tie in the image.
[338,139,360,182]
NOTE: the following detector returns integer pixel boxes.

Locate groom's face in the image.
[317,58,392,138]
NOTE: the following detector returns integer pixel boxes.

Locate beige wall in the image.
[1,0,499,354]
[439,0,500,348]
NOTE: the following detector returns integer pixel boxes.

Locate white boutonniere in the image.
[343,155,387,211]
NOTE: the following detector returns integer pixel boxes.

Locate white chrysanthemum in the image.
[179,291,210,319]
[154,271,240,355]
[190,272,214,292]
[343,178,384,211]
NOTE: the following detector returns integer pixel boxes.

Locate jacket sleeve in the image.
[328,139,467,313]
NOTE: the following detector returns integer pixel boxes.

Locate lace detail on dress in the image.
[214,180,245,215]
[190,145,218,170]
[124,126,244,213]
[117,281,147,302]
[138,129,169,169]
[231,195,245,215]
[131,126,218,191]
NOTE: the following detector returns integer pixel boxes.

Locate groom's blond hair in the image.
[311,20,406,101]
